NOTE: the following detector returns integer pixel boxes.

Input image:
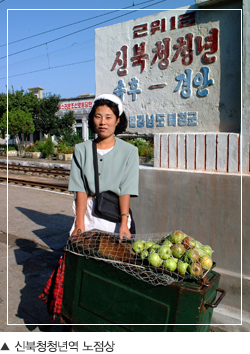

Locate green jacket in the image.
[68,137,139,197]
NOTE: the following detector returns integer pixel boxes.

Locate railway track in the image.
[0,175,71,192]
[0,162,70,177]
[0,163,71,192]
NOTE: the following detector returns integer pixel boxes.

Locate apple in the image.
[157,245,172,260]
[140,249,149,260]
[195,240,202,248]
[163,259,177,272]
[162,240,173,248]
[183,236,196,249]
[170,230,186,244]
[188,263,203,277]
[171,257,178,263]
[148,244,160,254]
[201,245,214,257]
[200,256,213,270]
[171,243,185,258]
[148,253,163,267]
[184,249,199,264]
[177,260,189,275]
[132,240,145,253]
[195,247,206,258]
[144,241,155,250]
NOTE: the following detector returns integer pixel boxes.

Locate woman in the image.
[68,93,139,241]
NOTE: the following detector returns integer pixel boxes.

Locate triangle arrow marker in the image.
[1,343,9,351]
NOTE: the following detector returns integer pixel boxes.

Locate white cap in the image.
[93,94,123,116]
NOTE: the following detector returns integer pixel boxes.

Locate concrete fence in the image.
[131,166,249,315]
[154,133,240,173]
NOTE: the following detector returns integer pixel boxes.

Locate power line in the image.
[0,59,95,80]
[0,39,94,71]
[1,0,167,60]
[0,0,156,47]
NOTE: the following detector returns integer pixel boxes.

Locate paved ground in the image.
[0,156,250,333]
[0,180,74,332]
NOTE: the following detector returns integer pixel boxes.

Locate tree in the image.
[0,92,7,119]
[33,93,61,135]
[0,88,40,118]
[0,89,39,140]
[1,109,35,154]
[53,110,76,137]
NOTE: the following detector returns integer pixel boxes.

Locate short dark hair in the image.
[88,98,128,135]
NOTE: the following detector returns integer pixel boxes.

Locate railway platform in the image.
[0,155,72,169]
[1,155,250,333]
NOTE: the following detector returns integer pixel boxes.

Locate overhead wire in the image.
[1,0,169,80]
[1,59,95,80]
[0,39,93,71]
[1,0,167,59]
[0,0,156,47]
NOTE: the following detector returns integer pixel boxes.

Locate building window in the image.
[88,129,95,140]
[76,127,82,138]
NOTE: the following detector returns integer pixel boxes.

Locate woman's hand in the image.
[118,194,132,243]
[119,224,131,243]
[71,224,85,236]
[71,192,87,236]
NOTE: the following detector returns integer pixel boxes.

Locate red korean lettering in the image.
[196,28,219,63]
[170,16,176,30]
[111,45,128,76]
[133,23,148,38]
[150,19,166,35]
[152,38,170,69]
[178,11,196,28]
[131,42,149,73]
[172,33,193,66]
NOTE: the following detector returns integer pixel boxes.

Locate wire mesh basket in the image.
[64,229,215,286]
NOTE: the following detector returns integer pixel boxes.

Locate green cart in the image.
[61,249,225,332]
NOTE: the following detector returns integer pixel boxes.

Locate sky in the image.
[0,0,196,99]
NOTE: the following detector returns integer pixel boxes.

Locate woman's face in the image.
[93,105,119,139]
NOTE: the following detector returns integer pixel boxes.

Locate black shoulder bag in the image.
[92,141,121,223]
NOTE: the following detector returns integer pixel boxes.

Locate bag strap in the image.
[92,140,100,197]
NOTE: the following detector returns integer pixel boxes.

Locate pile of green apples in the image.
[132,230,214,277]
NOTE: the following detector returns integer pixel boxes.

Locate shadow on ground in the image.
[12,207,74,331]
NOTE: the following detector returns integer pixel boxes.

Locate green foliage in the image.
[57,131,84,146]
[40,136,54,157]
[33,93,61,135]
[0,89,77,141]
[1,109,35,142]
[1,109,35,155]
[24,137,55,157]
[53,111,76,137]
[0,88,39,119]
[125,138,154,159]
[0,93,7,120]
[24,143,41,152]
[1,144,18,152]
[56,141,74,154]
[56,130,83,154]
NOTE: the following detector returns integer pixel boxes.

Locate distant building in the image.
[26,88,95,143]
[57,93,95,141]
[27,86,44,99]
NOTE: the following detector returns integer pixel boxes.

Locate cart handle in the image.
[205,287,226,308]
